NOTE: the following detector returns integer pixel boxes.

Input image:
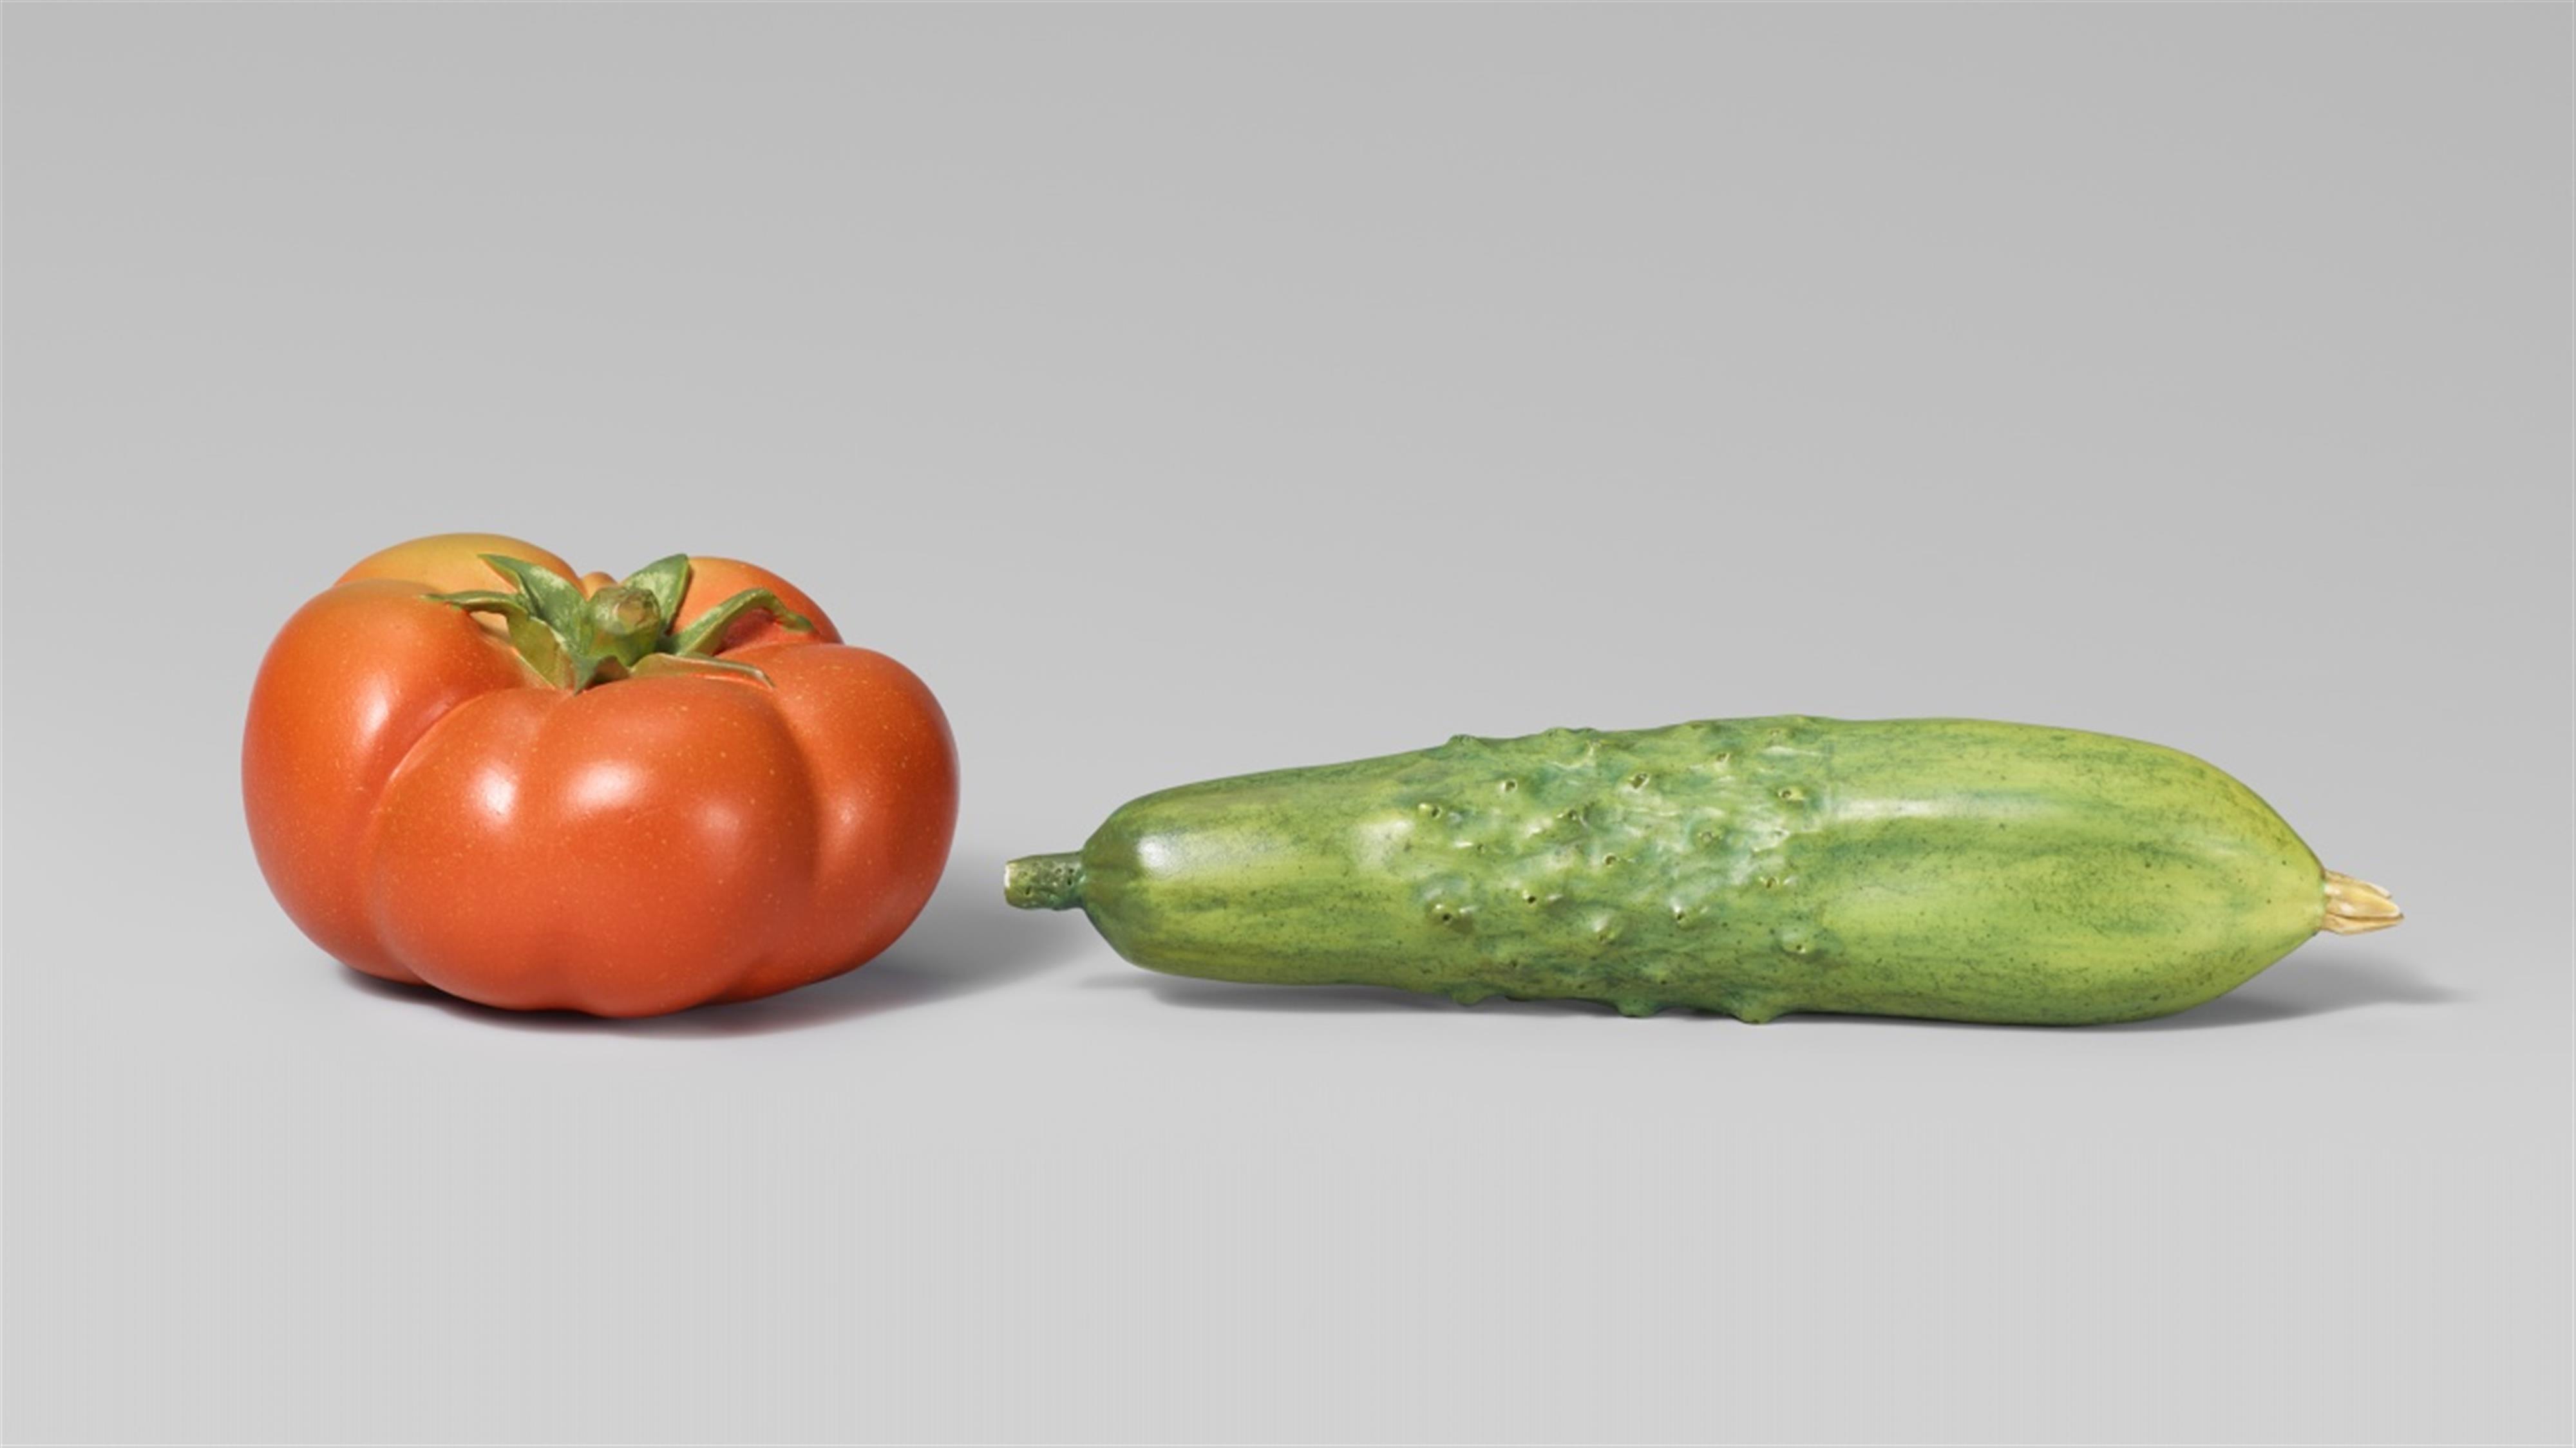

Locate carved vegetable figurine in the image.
[244,533,958,1017]
[1005,717,2399,1024]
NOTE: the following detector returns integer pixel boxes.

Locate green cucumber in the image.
[1004,716,2400,1025]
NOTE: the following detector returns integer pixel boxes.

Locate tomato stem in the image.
[585,586,665,668]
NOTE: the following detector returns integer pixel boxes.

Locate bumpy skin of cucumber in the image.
[1071,717,2328,1024]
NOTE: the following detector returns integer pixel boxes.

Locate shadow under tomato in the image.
[1095,945,2458,1031]
[337,851,1090,1037]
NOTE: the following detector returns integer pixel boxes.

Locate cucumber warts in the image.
[1005,717,2400,1025]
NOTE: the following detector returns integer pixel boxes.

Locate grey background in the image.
[6,7,2568,1445]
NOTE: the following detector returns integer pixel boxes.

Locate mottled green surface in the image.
[1021,717,2334,1024]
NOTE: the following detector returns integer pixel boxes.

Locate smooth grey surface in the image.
[5,8,2568,1445]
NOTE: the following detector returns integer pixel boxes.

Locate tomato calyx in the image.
[427,554,814,691]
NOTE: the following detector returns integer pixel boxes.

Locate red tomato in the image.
[242,533,958,1017]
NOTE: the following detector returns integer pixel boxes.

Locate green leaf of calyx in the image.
[426,587,573,688]
[629,652,775,687]
[502,611,578,689]
[478,554,591,635]
[668,588,814,658]
[422,589,533,622]
[621,554,692,625]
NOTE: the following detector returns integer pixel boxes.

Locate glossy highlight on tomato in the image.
[243,533,958,1017]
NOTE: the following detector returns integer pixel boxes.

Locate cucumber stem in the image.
[1005,853,1085,911]
[2321,870,2403,935]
